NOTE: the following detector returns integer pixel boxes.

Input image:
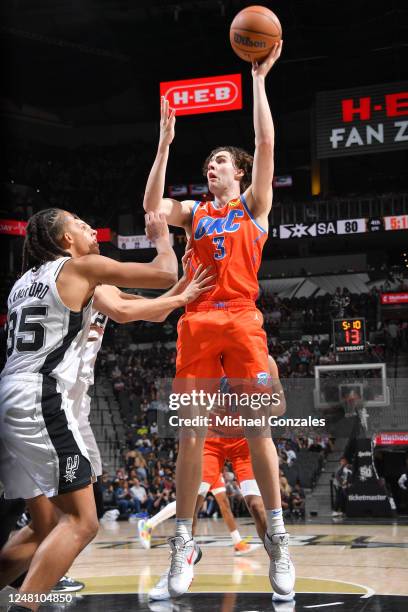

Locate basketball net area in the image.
[313,363,390,435]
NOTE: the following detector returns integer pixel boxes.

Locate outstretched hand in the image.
[159,96,176,147]
[252,40,283,78]
[181,263,216,304]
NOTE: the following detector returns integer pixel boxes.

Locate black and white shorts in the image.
[71,390,102,478]
[0,373,94,500]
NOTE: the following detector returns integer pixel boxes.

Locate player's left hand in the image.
[252,40,283,78]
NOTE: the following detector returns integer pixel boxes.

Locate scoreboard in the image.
[333,318,366,353]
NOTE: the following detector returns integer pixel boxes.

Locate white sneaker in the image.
[149,570,170,601]
[138,519,153,550]
[167,536,199,598]
[265,533,295,596]
[150,543,201,601]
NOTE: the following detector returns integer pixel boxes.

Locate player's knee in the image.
[67,514,99,546]
[82,514,99,541]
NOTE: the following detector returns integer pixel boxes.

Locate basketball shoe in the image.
[167,537,201,598]
[51,575,85,592]
[150,543,201,601]
[264,533,295,596]
[138,518,153,550]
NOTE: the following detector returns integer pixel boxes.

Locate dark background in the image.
[1,0,408,263]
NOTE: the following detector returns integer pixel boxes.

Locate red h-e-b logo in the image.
[160,74,242,116]
[341,91,408,122]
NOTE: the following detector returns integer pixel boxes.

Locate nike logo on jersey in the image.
[194,209,244,240]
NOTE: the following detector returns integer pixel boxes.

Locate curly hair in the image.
[22,208,71,273]
[202,146,254,192]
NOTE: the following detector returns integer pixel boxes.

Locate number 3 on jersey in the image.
[213,236,226,260]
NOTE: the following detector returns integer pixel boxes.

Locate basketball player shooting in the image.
[143,40,295,599]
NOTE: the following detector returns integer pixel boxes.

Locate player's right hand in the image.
[159,96,176,147]
[145,211,170,243]
[182,264,215,304]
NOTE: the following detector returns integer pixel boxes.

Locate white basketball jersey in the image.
[2,257,93,391]
[78,309,108,389]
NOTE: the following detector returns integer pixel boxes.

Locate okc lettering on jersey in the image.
[194,209,244,240]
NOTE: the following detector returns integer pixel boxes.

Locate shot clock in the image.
[333,317,366,353]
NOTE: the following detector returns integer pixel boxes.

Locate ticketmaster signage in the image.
[316,82,408,158]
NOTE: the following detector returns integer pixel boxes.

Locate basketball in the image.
[230,5,282,63]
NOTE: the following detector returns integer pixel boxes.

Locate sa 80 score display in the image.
[333,318,366,353]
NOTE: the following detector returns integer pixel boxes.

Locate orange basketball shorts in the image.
[175,302,269,382]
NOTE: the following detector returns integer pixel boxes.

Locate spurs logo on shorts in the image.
[65,455,80,483]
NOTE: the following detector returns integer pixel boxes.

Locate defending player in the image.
[143,41,294,598]
[0,215,213,607]
[0,208,189,611]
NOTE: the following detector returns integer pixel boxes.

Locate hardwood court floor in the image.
[69,517,408,600]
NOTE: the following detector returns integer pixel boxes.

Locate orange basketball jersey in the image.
[186,194,268,310]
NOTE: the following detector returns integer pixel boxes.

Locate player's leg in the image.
[138,500,176,549]
[195,487,249,551]
[229,440,267,545]
[0,495,57,588]
[169,313,223,597]
[12,486,98,611]
[149,498,200,602]
[0,494,86,594]
[223,309,295,596]
[1,376,98,609]
[244,494,267,540]
[213,490,255,554]
[0,496,26,549]
[174,430,207,523]
[192,493,206,534]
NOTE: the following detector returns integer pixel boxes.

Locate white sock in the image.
[149,501,176,529]
[266,508,285,537]
[175,518,193,541]
[230,529,242,545]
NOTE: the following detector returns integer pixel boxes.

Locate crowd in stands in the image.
[5,144,146,225]
[99,418,325,521]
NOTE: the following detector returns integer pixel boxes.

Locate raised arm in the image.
[57,213,180,311]
[244,41,283,226]
[143,96,194,229]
